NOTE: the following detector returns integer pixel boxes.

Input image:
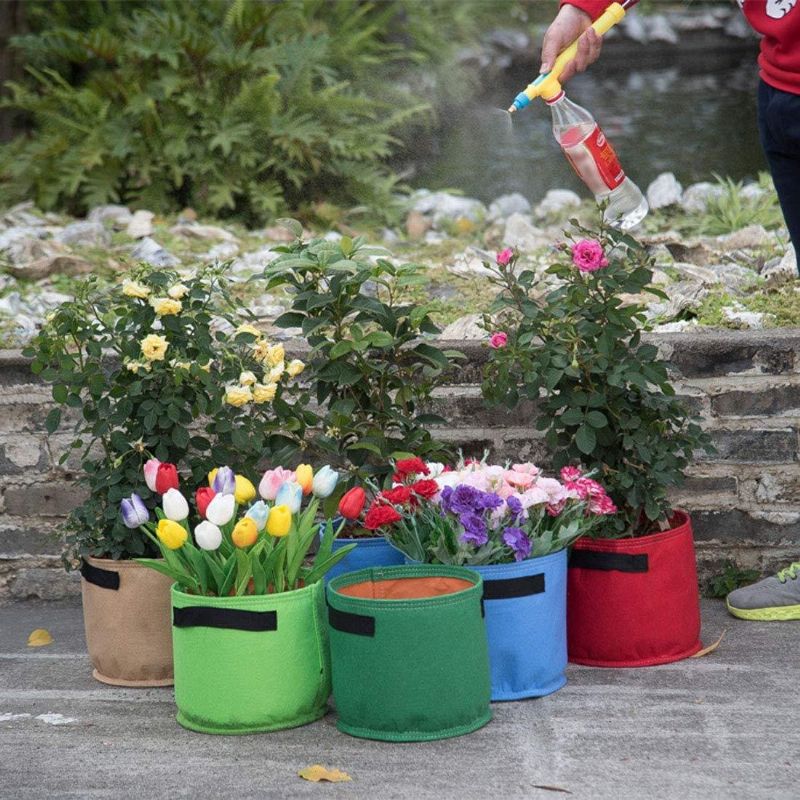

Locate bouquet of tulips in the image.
[371,457,617,566]
[121,459,354,595]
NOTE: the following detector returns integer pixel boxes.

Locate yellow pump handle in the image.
[526,2,627,102]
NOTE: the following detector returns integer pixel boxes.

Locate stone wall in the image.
[3,329,800,602]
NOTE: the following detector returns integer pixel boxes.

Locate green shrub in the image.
[260,219,459,480]
[1,0,434,223]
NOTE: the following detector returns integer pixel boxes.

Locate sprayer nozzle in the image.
[507,106,516,114]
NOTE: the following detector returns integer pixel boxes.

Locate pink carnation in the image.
[589,494,618,516]
[560,466,583,483]
[489,331,508,349]
[496,248,514,267]
[571,239,609,273]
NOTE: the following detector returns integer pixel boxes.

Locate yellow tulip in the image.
[295,464,313,496]
[207,468,218,487]
[267,504,292,537]
[234,475,257,504]
[232,517,258,548]
[157,518,188,550]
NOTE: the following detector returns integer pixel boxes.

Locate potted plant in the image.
[128,462,354,734]
[482,223,714,667]
[24,263,310,685]
[382,456,616,699]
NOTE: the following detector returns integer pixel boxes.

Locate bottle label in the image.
[565,125,625,191]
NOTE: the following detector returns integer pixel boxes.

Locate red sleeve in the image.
[560,0,611,20]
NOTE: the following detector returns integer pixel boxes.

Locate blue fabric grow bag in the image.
[472,548,568,701]
[322,530,406,584]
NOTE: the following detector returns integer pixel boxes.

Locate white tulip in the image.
[194,521,222,551]
[205,493,236,526]
[162,488,189,521]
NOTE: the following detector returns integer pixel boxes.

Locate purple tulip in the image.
[120,493,149,529]
[212,466,236,495]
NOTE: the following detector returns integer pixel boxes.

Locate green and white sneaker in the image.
[726,562,800,621]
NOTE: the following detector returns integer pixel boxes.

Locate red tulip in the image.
[195,486,216,519]
[154,462,179,494]
[338,487,366,520]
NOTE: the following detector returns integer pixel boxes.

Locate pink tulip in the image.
[258,466,296,501]
[143,458,160,492]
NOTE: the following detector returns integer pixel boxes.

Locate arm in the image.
[540,1,613,82]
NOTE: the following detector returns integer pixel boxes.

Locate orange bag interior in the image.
[338,576,474,600]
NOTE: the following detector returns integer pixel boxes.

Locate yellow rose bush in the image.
[129,462,353,595]
[25,262,312,565]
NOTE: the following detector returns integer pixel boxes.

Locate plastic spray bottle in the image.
[508,1,648,230]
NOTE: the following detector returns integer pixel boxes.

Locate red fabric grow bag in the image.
[567,510,702,667]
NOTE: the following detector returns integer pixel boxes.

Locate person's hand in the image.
[540,5,603,84]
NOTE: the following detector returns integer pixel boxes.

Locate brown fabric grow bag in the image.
[81,556,174,686]
[567,511,703,667]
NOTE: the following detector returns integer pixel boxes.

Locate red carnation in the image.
[392,457,429,483]
[195,486,216,519]
[154,462,179,494]
[410,479,439,500]
[380,486,413,505]
[364,504,402,531]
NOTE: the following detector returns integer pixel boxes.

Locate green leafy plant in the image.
[482,219,714,538]
[259,220,459,481]
[707,560,760,599]
[23,262,311,564]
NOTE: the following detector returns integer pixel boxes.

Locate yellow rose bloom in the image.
[122,279,150,299]
[295,464,313,495]
[267,363,285,383]
[234,475,257,504]
[267,504,292,537]
[286,359,305,378]
[157,518,188,550]
[266,344,285,368]
[239,370,257,387]
[231,517,258,548]
[141,334,169,361]
[251,340,271,363]
[225,385,253,407]
[168,283,189,300]
[200,360,213,372]
[252,382,277,404]
[150,297,182,317]
[236,323,262,338]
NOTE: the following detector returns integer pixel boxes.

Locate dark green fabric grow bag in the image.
[171,581,330,734]
[327,565,492,742]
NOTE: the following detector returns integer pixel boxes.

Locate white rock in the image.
[205,242,239,261]
[169,223,237,242]
[647,281,708,321]
[681,182,724,213]
[438,313,487,341]
[411,190,486,226]
[446,249,494,277]
[88,205,132,227]
[534,189,582,219]
[230,246,280,276]
[126,210,155,239]
[2,202,46,228]
[706,263,759,293]
[503,213,550,251]
[722,306,766,329]
[715,224,771,251]
[622,12,648,43]
[668,262,723,287]
[725,13,753,38]
[54,221,110,248]
[424,230,447,244]
[0,291,22,315]
[130,237,179,267]
[761,244,797,284]
[653,320,699,333]
[0,226,45,252]
[647,15,679,44]
[739,183,766,202]
[488,193,531,221]
[646,173,683,210]
[2,236,64,266]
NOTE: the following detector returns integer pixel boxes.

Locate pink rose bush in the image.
[385,457,617,565]
[571,239,609,272]
[496,247,514,266]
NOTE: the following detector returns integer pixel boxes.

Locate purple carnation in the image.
[460,512,488,546]
[506,495,523,520]
[502,527,532,562]
[476,491,504,511]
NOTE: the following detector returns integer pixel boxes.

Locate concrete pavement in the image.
[0,598,796,800]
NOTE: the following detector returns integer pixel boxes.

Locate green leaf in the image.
[575,425,596,455]
[45,408,62,434]
[329,340,354,359]
[276,218,302,239]
[586,410,608,429]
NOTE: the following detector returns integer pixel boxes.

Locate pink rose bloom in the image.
[571,239,609,272]
[504,469,536,490]
[560,466,583,483]
[489,331,508,349]
[258,466,296,501]
[512,463,542,477]
[496,248,514,267]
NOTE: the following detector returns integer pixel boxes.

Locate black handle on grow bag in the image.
[327,605,375,638]
[569,550,648,573]
[173,607,278,632]
[80,560,120,591]
[482,573,545,600]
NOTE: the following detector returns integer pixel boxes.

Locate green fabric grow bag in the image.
[171,581,330,735]
[327,565,492,742]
